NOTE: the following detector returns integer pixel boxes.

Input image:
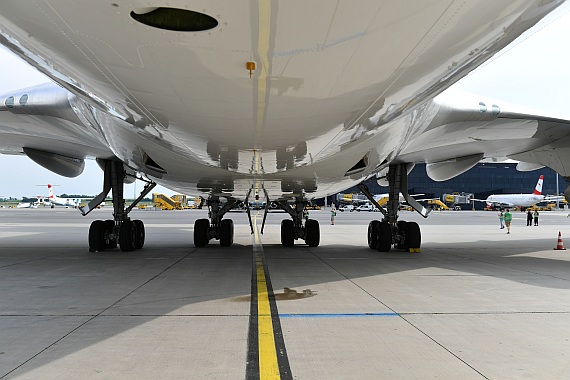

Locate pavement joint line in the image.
[307,247,490,379]
[0,246,199,380]
[0,252,66,269]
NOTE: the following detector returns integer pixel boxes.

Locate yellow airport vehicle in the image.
[153,193,186,210]
[526,203,557,212]
[427,199,449,210]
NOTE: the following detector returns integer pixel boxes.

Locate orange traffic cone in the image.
[554,231,566,250]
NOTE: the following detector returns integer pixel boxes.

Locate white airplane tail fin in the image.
[533,175,544,195]
[48,184,55,199]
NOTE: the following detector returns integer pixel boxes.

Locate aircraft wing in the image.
[394,89,570,185]
[0,82,115,176]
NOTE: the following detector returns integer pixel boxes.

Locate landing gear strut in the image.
[359,164,428,253]
[80,160,155,252]
[193,196,237,247]
[277,195,320,247]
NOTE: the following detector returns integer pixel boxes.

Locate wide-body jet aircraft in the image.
[0,2,569,253]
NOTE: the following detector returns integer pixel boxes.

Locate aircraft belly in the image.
[0,1,564,199]
[0,2,559,142]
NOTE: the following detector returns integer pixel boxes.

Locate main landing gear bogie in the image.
[88,218,146,252]
[367,219,421,253]
[82,160,156,253]
[193,217,235,247]
[280,218,320,247]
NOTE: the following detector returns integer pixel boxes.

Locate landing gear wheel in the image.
[89,220,106,252]
[281,219,294,247]
[119,220,136,252]
[133,220,145,249]
[104,220,117,249]
[194,218,210,247]
[368,220,380,249]
[396,221,408,250]
[219,219,234,247]
[305,219,320,247]
[376,221,392,252]
[404,221,421,252]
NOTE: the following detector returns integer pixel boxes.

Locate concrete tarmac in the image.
[2,208,570,379]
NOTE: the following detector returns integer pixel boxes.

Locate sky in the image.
[1,2,570,198]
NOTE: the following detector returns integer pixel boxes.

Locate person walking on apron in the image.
[504,209,513,234]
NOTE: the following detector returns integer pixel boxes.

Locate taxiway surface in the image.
[2,208,570,379]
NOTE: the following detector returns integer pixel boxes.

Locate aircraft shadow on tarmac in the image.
[3,221,570,376]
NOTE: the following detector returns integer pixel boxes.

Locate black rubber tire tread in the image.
[281,219,295,247]
[305,219,320,247]
[376,221,392,252]
[368,220,380,249]
[396,220,408,250]
[133,220,145,249]
[405,221,421,252]
[219,219,234,247]
[104,220,117,249]
[194,218,210,247]
[89,220,106,252]
[119,220,136,252]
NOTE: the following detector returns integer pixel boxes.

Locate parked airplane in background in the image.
[16,201,37,209]
[482,175,563,208]
[0,2,569,253]
[46,184,80,208]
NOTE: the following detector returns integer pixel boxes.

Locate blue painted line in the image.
[279,313,399,318]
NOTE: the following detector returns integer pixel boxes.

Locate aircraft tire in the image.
[119,220,136,252]
[133,220,145,249]
[220,219,234,247]
[305,219,320,247]
[376,221,392,252]
[281,219,294,247]
[104,219,117,249]
[194,218,210,247]
[89,220,106,252]
[404,221,421,252]
[368,220,380,249]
